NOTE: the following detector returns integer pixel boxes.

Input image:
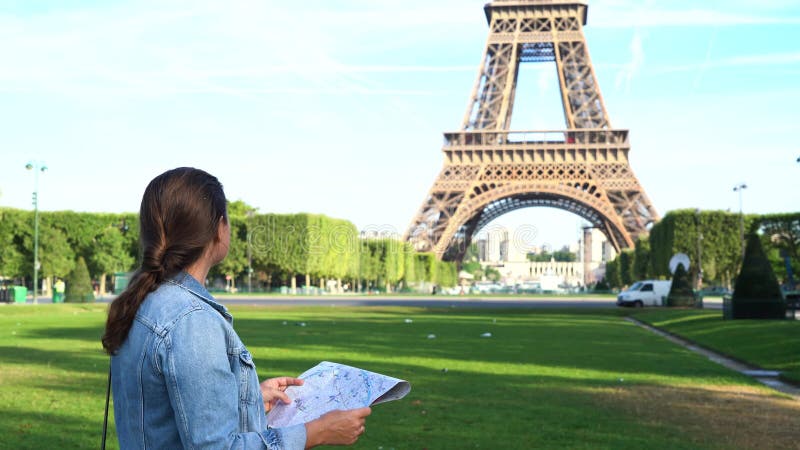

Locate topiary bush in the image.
[667,262,695,307]
[65,256,94,303]
[593,279,611,292]
[732,233,785,319]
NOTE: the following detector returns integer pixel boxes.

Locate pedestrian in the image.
[101,167,369,449]
[53,278,65,303]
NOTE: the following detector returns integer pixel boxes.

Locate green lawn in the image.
[631,309,800,382]
[1,304,798,449]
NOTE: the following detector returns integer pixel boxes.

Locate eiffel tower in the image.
[405,0,659,260]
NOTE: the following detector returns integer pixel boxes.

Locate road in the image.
[212,296,619,309]
[213,295,724,310]
[24,294,725,310]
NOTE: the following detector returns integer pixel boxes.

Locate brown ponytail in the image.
[102,167,227,355]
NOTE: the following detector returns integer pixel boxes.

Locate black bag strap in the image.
[101,362,112,450]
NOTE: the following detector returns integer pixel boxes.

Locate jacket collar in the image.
[166,271,232,322]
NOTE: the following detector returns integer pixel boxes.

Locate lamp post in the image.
[694,209,703,290]
[733,183,747,263]
[246,210,254,293]
[26,161,47,304]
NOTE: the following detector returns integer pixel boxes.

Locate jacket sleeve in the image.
[161,309,306,449]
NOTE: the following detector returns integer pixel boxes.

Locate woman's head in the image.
[139,167,228,282]
[102,167,228,354]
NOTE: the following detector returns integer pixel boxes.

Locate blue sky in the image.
[1,0,799,249]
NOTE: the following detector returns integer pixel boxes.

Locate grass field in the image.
[631,309,800,382]
[1,304,798,449]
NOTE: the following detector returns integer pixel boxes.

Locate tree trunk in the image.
[42,276,51,296]
[291,276,297,295]
[99,273,107,296]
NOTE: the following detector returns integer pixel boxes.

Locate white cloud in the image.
[0,1,482,99]
[592,7,800,28]
[651,51,800,74]
[614,30,645,92]
[692,29,718,89]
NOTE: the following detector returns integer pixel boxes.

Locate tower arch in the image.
[437,182,628,261]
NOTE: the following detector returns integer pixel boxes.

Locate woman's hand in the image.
[304,407,372,448]
[260,377,304,413]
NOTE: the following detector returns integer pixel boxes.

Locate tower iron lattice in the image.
[405,0,659,260]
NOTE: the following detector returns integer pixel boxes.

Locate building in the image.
[474,224,614,289]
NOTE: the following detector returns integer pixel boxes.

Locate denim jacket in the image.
[111,272,306,449]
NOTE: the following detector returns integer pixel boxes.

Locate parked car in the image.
[784,291,800,308]
[698,286,732,297]
[617,280,671,307]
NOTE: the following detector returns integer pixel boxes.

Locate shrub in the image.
[65,257,94,303]
[667,263,695,307]
[593,279,611,292]
[732,233,785,319]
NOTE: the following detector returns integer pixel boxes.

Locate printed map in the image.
[267,361,411,428]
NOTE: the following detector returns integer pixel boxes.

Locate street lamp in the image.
[26,161,47,304]
[733,183,747,262]
[246,209,254,293]
[694,209,703,290]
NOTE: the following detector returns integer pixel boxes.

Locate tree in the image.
[618,250,634,286]
[484,265,501,282]
[213,215,248,289]
[91,224,135,294]
[227,200,258,219]
[65,257,94,303]
[527,249,576,262]
[667,263,694,307]
[36,225,75,281]
[632,238,650,280]
[731,233,785,319]
[604,259,621,289]
[758,213,800,287]
[649,210,755,288]
[0,209,29,278]
[593,279,611,292]
[435,260,458,287]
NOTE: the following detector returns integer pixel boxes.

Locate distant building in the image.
[473,224,615,289]
[359,228,401,240]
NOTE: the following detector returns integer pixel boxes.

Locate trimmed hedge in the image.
[1,206,453,293]
[604,210,798,292]
[667,263,695,307]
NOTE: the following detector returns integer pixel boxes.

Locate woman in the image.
[102,167,369,449]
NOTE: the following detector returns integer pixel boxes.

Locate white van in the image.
[616,280,672,307]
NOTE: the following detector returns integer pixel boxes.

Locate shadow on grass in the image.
[235,314,748,384]
[253,356,791,450]
[0,345,107,375]
[25,325,105,343]
[0,408,114,450]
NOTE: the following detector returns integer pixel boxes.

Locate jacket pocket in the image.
[238,350,260,406]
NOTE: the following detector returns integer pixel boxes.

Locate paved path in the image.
[199,295,619,309]
[627,317,800,399]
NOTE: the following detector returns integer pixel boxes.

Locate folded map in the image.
[267,361,411,428]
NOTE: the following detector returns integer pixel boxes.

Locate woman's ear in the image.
[216,217,228,243]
